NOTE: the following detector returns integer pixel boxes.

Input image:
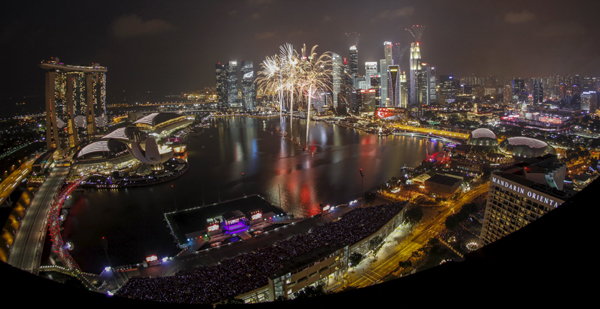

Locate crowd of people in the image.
[115,201,408,304]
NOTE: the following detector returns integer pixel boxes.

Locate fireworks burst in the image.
[406,25,425,41]
[345,32,361,47]
[393,43,408,65]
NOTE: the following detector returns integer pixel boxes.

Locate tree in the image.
[405,206,424,224]
[369,236,383,251]
[349,252,363,267]
[222,296,244,305]
[398,260,412,268]
[294,285,327,299]
[364,191,376,206]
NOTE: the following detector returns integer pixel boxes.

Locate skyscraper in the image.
[479,155,569,247]
[349,46,358,77]
[332,53,342,109]
[533,79,543,103]
[215,63,227,109]
[581,91,598,112]
[40,58,107,155]
[240,61,256,110]
[384,41,393,66]
[388,65,401,107]
[380,59,388,107]
[409,42,422,106]
[365,62,378,81]
[226,61,239,108]
[439,75,457,104]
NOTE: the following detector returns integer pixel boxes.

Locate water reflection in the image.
[64,117,443,272]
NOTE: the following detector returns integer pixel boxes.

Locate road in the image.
[7,167,69,275]
[340,182,489,289]
[0,160,34,205]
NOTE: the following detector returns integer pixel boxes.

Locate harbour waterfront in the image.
[61,117,444,273]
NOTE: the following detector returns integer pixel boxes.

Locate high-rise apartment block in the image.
[479,155,571,247]
[40,58,107,155]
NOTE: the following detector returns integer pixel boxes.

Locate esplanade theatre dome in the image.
[499,136,556,158]
[467,128,498,146]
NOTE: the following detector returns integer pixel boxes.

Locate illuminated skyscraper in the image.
[581,91,598,112]
[384,41,393,66]
[365,62,378,79]
[388,65,401,107]
[40,58,107,155]
[226,61,240,108]
[479,155,569,247]
[240,60,256,110]
[332,53,342,109]
[409,42,422,106]
[215,63,227,109]
[380,58,388,107]
[533,79,543,103]
[349,46,358,76]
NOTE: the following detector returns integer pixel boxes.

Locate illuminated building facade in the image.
[388,65,401,108]
[581,91,598,112]
[332,53,342,109]
[349,46,358,77]
[409,42,422,106]
[241,60,256,110]
[365,62,378,86]
[226,61,240,108]
[533,79,543,103]
[380,58,389,107]
[479,155,570,247]
[215,63,227,109]
[40,58,107,155]
[439,75,457,104]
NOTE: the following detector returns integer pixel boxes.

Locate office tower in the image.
[380,58,388,107]
[40,58,107,155]
[384,41,393,65]
[240,61,256,110]
[226,61,239,108]
[581,91,598,112]
[332,53,342,109]
[439,75,457,104]
[358,89,377,114]
[421,64,437,105]
[388,65,401,107]
[479,155,569,247]
[400,71,408,108]
[349,46,358,76]
[370,74,381,107]
[533,79,543,103]
[365,62,378,85]
[216,63,227,109]
[409,42,422,106]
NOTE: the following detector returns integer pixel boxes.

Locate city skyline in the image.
[1,0,600,107]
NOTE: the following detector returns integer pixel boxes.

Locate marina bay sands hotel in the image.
[40,58,108,155]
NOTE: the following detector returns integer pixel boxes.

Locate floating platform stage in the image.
[164,194,285,246]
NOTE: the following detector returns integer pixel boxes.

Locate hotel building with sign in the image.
[479,155,572,246]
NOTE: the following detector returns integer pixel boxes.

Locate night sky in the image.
[1,0,599,109]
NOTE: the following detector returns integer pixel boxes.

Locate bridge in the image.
[390,124,469,141]
[7,167,69,275]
